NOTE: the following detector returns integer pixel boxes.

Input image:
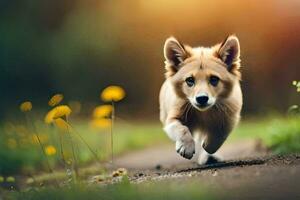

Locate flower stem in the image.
[111,101,115,166]
[25,114,58,186]
[58,132,66,165]
[66,117,78,182]
[67,123,103,166]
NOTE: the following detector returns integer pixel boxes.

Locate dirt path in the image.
[111,140,300,199]
[114,139,267,170]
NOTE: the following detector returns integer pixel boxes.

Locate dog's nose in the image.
[196,94,209,106]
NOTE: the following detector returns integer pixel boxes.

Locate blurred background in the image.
[1,0,300,120]
[1,1,300,191]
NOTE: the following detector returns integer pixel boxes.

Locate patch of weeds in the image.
[263,117,300,154]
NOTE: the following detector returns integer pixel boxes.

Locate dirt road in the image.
[111,140,300,199]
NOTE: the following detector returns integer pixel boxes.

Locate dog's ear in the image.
[216,35,240,72]
[164,37,189,70]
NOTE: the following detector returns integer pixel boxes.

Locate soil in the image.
[108,140,300,199]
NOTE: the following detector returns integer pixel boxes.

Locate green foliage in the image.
[6,182,214,200]
[229,116,300,154]
[0,121,168,175]
[1,115,299,175]
[263,117,300,154]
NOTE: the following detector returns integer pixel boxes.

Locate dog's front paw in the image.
[176,137,195,159]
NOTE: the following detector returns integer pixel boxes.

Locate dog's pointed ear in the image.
[216,35,240,71]
[164,37,189,69]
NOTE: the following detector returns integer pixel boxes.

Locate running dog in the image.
[159,35,242,164]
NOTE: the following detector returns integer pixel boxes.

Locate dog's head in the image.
[164,35,241,111]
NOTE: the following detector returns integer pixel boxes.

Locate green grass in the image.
[5,179,215,200]
[0,120,168,175]
[229,115,300,154]
[1,115,299,176]
[1,115,299,199]
[260,117,300,154]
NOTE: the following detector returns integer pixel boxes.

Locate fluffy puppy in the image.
[159,35,242,164]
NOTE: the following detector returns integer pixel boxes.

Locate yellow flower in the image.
[45,145,56,156]
[48,94,64,107]
[0,176,4,183]
[93,105,113,118]
[44,105,72,124]
[90,118,111,129]
[6,138,17,149]
[54,118,71,132]
[20,101,32,112]
[101,86,125,102]
[292,80,297,86]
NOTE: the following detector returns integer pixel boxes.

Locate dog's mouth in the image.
[192,103,214,111]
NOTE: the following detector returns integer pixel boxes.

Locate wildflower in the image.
[20,101,32,112]
[45,145,57,156]
[101,86,125,102]
[90,118,111,129]
[100,86,125,164]
[93,105,113,118]
[0,176,4,183]
[54,118,71,132]
[48,94,64,107]
[6,176,15,182]
[44,105,72,124]
[6,138,17,149]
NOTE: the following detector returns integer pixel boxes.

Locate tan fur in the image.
[160,35,242,163]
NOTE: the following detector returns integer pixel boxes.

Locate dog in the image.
[159,35,242,164]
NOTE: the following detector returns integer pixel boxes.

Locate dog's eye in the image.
[185,77,195,87]
[209,76,220,87]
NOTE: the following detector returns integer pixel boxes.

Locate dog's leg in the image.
[164,119,195,159]
[201,130,229,154]
[193,133,208,165]
[194,133,222,165]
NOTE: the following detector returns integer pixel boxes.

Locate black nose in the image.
[196,95,209,106]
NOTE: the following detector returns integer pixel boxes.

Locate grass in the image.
[260,117,300,154]
[229,115,300,154]
[0,119,168,175]
[1,115,299,176]
[1,115,299,199]
[5,179,215,200]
